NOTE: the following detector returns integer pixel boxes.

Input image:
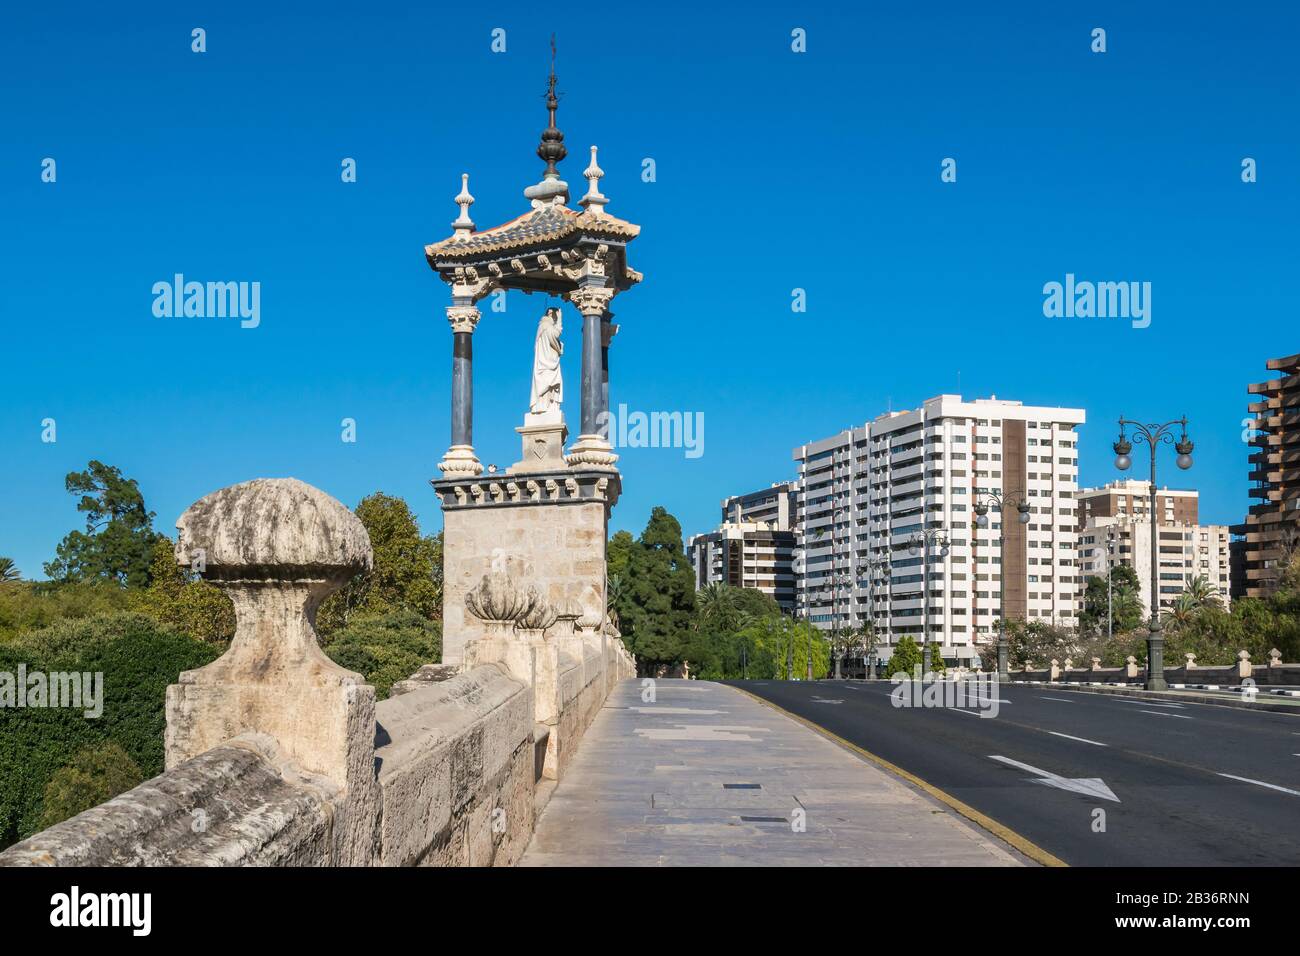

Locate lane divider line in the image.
[1048,731,1108,747]
[725,684,1067,868]
[1215,772,1300,797]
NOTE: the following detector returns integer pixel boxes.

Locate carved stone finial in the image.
[579,145,608,212]
[465,571,537,624]
[515,599,558,635]
[165,479,378,861]
[452,173,475,236]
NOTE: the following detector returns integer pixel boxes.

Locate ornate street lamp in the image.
[974,490,1031,683]
[1113,416,1193,690]
[908,528,950,674]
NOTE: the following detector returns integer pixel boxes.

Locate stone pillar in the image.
[165,478,378,865]
[601,315,618,437]
[439,303,483,477]
[565,284,618,469]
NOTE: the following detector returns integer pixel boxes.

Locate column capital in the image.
[601,321,619,348]
[566,285,615,317]
[446,305,481,334]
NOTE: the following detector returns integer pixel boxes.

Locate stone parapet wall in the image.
[0,478,636,868]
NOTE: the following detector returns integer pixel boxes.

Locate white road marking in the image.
[988,755,1120,802]
[1113,698,1185,709]
[1215,773,1300,797]
[1139,709,1192,719]
[1048,731,1108,747]
[1039,696,1074,703]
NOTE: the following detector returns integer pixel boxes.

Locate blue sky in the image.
[2,2,1297,578]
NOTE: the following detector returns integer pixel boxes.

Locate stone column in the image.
[601,314,618,438]
[438,303,483,477]
[565,284,618,469]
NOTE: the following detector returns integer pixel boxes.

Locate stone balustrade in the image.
[0,478,635,867]
[1010,647,1300,687]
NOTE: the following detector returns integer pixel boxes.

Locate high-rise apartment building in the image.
[1232,352,1300,599]
[1076,480,1231,616]
[792,395,1085,665]
[687,482,798,613]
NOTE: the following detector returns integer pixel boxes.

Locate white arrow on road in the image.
[989,755,1120,802]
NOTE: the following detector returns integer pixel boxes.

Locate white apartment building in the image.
[1077,480,1232,617]
[793,395,1085,665]
[688,483,798,613]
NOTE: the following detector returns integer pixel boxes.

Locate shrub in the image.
[0,612,220,849]
[322,609,442,699]
[0,580,129,644]
[39,741,144,830]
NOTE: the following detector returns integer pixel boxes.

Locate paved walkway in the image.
[521,679,1024,866]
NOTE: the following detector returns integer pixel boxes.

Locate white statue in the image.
[529,308,563,415]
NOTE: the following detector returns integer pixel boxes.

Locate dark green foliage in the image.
[0,612,220,849]
[1081,563,1144,635]
[39,741,143,830]
[43,461,164,589]
[322,609,442,699]
[611,508,696,672]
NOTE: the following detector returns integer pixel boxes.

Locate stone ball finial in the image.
[465,572,537,624]
[176,478,371,582]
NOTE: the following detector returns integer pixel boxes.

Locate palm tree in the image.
[1163,592,1199,631]
[696,582,738,632]
[0,557,19,582]
[1181,574,1221,610]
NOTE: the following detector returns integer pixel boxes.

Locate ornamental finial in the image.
[452,173,475,236]
[579,145,608,213]
[524,35,569,208]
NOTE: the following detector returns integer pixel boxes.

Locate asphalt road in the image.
[725,679,1300,866]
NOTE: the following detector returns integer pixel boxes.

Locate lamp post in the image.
[1112,416,1193,691]
[908,527,950,675]
[865,555,889,680]
[974,490,1031,683]
[1106,525,1118,642]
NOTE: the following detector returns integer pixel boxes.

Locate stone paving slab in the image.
[520,679,1025,866]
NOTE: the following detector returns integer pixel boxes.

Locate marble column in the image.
[600,314,618,440]
[437,303,483,476]
[565,284,618,469]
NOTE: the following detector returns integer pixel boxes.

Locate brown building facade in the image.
[1232,352,1300,599]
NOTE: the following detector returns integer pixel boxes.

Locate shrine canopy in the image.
[425,70,642,302]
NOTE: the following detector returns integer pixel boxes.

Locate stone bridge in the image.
[0,478,634,867]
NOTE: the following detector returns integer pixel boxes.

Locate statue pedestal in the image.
[510,410,568,474]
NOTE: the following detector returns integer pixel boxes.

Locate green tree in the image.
[888,635,923,678]
[317,493,442,635]
[44,461,164,589]
[0,558,19,582]
[39,742,144,830]
[1081,563,1143,635]
[615,507,696,672]
[128,538,235,644]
